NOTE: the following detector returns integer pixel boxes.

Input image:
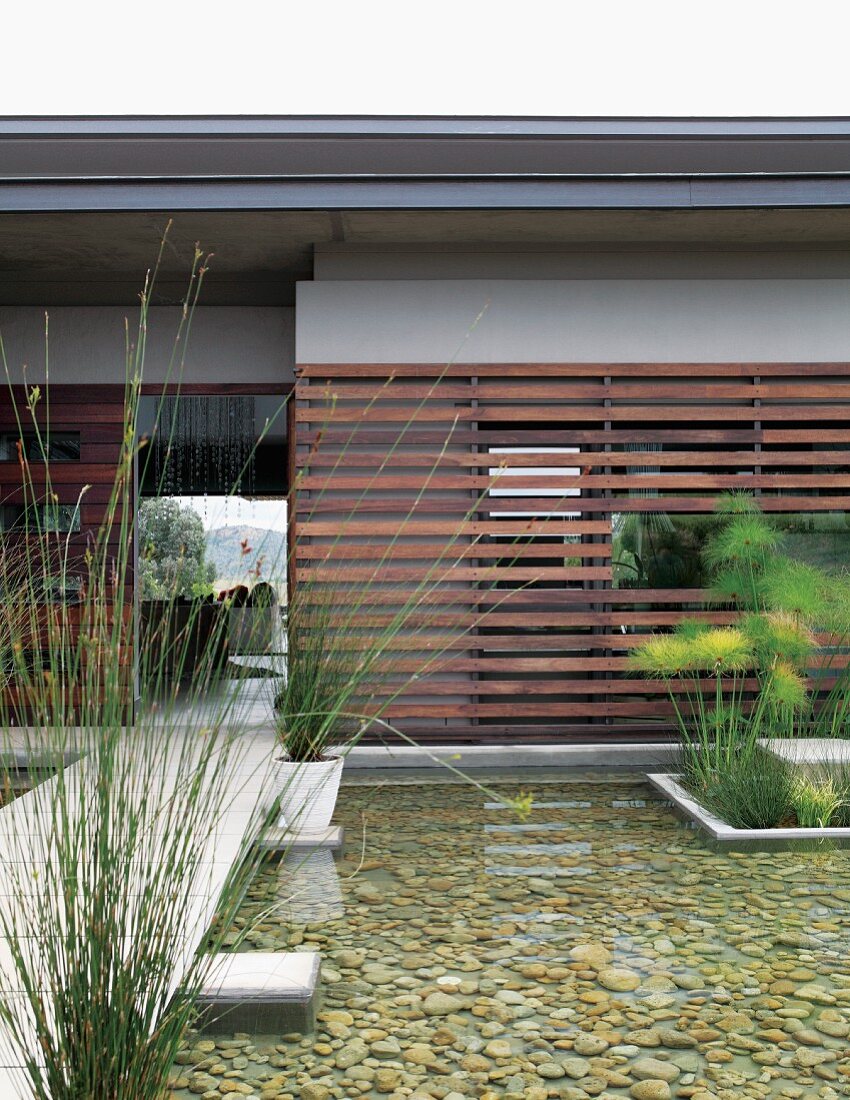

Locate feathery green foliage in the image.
[627,633,693,678]
[714,490,762,516]
[817,762,850,827]
[760,559,827,622]
[703,512,780,574]
[741,611,815,671]
[687,627,753,674]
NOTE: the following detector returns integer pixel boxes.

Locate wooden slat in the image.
[301,449,850,469]
[296,404,850,423]
[298,519,612,536]
[302,381,850,401]
[374,702,683,717]
[364,676,840,695]
[330,632,652,649]
[0,463,132,484]
[297,543,613,560]
[298,361,850,378]
[301,565,612,583]
[298,473,850,491]
[298,428,769,445]
[296,494,850,514]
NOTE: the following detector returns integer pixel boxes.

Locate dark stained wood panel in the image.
[0,384,131,725]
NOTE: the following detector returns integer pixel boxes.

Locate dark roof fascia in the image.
[3,174,850,213]
[4,116,850,212]
[5,116,850,137]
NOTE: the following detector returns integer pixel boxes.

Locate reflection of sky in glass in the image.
[173,495,287,534]
[488,446,581,518]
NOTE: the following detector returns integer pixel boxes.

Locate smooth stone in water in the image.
[630,1083,672,1100]
[334,1039,369,1069]
[632,1058,680,1083]
[422,991,464,1016]
[569,943,612,969]
[560,1056,592,1079]
[597,967,641,992]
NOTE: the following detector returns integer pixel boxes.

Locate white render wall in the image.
[0,306,295,385]
[296,276,850,364]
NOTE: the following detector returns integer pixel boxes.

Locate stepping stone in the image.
[257,825,345,862]
[197,951,320,1034]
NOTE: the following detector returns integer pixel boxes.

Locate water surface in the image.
[171,770,850,1099]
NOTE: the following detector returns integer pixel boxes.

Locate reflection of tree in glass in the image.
[138,498,216,600]
[613,442,674,588]
[613,514,721,590]
[773,513,850,575]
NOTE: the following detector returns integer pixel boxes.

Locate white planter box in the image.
[648,772,850,845]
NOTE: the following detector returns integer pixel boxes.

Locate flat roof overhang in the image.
[5,117,850,306]
[6,175,850,214]
[3,115,850,213]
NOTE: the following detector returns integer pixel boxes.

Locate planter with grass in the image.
[271,576,397,831]
[650,745,850,842]
[271,592,351,830]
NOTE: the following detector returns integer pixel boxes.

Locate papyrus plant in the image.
[630,492,850,788]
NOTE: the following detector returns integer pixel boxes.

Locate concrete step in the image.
[196,951,320,1034]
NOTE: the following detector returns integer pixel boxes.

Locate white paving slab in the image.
[202,950,318,1000]
[765,737,850,765]
[257,824,345,861]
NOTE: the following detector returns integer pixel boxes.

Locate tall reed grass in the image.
[0,240,275,1098]
[0,232,537,1095]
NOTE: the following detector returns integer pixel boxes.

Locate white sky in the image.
[174,495,287,534]
[3,1,850,116]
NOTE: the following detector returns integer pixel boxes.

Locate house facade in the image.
[2,116,850,743]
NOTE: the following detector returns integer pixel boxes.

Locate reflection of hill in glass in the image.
[204,526,287,591]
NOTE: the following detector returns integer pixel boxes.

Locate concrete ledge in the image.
[649,772,850,848]
[257,825,345,862]
[344,742,680,770]
[765,737,850,765]
[196,951,319,1035]
[0,751,80,771]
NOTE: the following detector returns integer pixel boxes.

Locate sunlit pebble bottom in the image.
[169,770,850,1099]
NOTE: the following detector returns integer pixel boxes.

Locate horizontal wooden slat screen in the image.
[293,363,850,744]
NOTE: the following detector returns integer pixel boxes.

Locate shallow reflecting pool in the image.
[170,769,850,1099]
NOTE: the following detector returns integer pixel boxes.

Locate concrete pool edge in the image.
[343,742,681,770]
